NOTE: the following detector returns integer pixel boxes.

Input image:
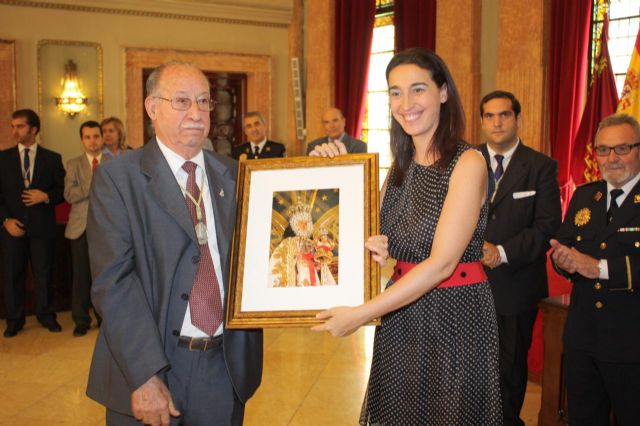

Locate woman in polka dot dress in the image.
[313,48,502,425]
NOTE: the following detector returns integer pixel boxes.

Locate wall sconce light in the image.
[55,60,88,118]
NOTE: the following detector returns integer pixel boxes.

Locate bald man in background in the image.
[306,107,367,156]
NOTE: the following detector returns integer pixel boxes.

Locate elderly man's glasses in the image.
[154,96,215,112]
[594,142,640,156]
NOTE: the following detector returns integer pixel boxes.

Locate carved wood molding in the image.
[0,0,291,28]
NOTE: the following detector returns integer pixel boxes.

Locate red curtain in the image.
[394,0,437,51]
[549,1,592,210]
[571,17,620,186]
[334,0,376,139]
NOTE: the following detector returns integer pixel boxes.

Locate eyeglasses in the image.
[154,96,215,112]
[594,142,640,156]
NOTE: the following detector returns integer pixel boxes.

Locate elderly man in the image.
[231,111,285,159]
[86,61,263,426]
[551,114,640,426]
[307,107,367,156]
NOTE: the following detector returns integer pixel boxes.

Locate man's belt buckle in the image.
[188,337,207,351]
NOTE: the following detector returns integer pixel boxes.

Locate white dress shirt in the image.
[486,139,521,265]
[19,143,37,183]
[156,138,225,337]
[250,138,268,155]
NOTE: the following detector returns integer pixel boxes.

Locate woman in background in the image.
[100,116,129,157]
[313,48,502,425]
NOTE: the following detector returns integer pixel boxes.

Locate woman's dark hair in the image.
[385,48,465,185]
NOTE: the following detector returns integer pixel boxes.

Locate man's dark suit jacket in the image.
[231,140,286,160]
[86,139,263,415]
[479,142,561,315]
[306,133,367,155]
[0,145,65,238]
[556,179,640,363]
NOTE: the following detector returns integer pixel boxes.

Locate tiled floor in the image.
[0,312,541,425]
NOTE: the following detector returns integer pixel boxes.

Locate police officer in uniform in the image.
[231,111,285,160]
[551,113,640,426]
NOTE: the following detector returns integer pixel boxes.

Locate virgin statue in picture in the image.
[268,190,339,288]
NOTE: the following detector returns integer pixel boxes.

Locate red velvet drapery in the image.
[548,1,592,210]
[334,0,376,139]
[571,17,620,186]
[394,0,437,52]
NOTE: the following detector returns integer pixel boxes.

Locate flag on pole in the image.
[572,16,619,185]
[617,26,640,120]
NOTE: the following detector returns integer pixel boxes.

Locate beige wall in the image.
[0,1,291,162]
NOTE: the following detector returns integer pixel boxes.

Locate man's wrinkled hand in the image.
[3,218,25,237]
[481,241,502,269]
[21,189,48,206]
[309,140,347,158]
[550,239,577,273]
[131,375,180,426]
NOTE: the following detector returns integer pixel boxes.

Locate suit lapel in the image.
[141,139,198,245]
[203,153,234,288]
[490,143,529,209]
[598,178,640,241]
[30,146,43,185]
[80,155,92,183]
[10,147,23,184]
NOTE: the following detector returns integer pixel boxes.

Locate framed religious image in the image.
[226,154,380,328]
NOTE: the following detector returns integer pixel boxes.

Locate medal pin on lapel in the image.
[219,188,224,197]
[594,191,603,201]
[635,194,640,203]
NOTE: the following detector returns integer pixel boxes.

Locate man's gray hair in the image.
[597,113,640,142]
[145,61,209,96]
[243,111,266,124]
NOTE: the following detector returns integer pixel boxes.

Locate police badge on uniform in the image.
[574,208,591,227]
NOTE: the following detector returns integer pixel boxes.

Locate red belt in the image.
[391,261,487,288]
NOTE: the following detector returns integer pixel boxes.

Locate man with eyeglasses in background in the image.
[86,61,262,426]
[551,113,640,426]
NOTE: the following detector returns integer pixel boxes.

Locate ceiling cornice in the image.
[0,0,292,28]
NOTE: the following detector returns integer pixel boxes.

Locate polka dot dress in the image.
[360,143,502,426]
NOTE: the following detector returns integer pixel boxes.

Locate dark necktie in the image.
[607,189,624,223]
[23,148,30,186]
[494,154,505,181]
[182,161,223,335]
[253,145,260,158]
[92,157,98,172]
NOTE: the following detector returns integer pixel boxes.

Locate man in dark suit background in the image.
[307,107,367,156]
[551,114,640,425]
[86,62,262,425]
[231,111,285,160]
[0,109,65,338]
[478,91,561,426]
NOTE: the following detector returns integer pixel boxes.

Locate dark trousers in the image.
[70,232,95,327]
[565,350,640,426]
[496,308,538,426]
[1,230,56,326]
[106,343,244,426]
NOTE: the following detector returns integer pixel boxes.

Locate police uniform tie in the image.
[494,154,505,181]
[253,145,260,158]
[182,161,223,335]
[607,188,624,223]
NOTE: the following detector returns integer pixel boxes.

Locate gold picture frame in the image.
[226,154,380,328]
